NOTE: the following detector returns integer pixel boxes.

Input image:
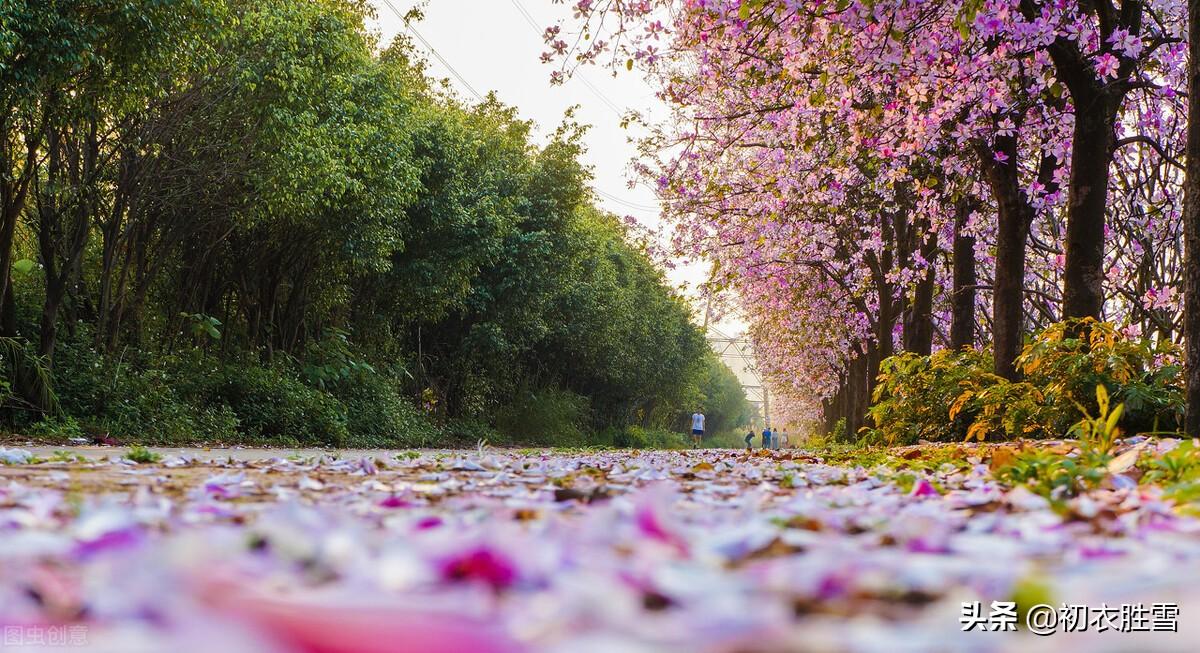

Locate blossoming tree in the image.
[545,0,1186,430]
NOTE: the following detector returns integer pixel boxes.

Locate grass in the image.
[126,445,162,464]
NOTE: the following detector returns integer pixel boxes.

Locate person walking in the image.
[744,429,755,451]
[761,425,772,450]
[691,411,705,448]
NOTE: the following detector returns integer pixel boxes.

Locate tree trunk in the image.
[39,293,62,359]
[0,112,44,331]
[1061,108,1114,320]
[0,283,15,338]
[823,381,844,435]
[950,198,977,349]
[978,137,1031,379]
[1183,0,1200,436]
[844,348,870,437]
[903,232,938,356]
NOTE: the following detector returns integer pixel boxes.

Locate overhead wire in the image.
[378,0,486,102]
[506,0,625,118]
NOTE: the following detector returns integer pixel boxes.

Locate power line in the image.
[379,1,652,216]
[506,0,626,118]
[378,0,485,102]
[594,187,659,212]
[578,76,627,118]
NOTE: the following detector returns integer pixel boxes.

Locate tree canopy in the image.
[0,0,750,446]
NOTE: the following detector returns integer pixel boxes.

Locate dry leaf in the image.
[989,446,1016,471]
[1107,446,1141,474]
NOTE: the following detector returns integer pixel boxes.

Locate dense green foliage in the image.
[0,0,750,447]
[865,319,1184,446]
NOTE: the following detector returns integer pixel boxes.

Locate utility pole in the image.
[762,385,770,428]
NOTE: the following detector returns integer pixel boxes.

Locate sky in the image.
[366,0,762,400]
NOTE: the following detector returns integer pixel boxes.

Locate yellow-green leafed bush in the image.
[867,319,1183,445]
[1017,319,1182,437]
[867,348,997,445]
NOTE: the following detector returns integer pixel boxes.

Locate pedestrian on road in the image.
[761,426,772,450]
[744,429,755,451]
[779,429,789,450]
[691,412,705,448]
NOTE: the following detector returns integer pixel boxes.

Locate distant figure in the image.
[779,429,789,450]
[691,412,705,448]
[744,429,755,450]
[761,426,772,450]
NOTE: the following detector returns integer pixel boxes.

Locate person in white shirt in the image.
[690,412,705,448]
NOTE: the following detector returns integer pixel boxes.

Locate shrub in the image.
[607,425,687,449]
[830,417,849,444]
[868,319,1183,445]
[52,338,240,444]
[126,444,162,464]
[25,415,84,440]
[868,348,995,444]
[334,373,440,448]
[1018,319,1182,436]
[442,417,505,447]
[202,364,349,447]
[494,387,590,446]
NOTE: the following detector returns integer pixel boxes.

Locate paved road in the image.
[9,444,739,461]
[11,444,444,461]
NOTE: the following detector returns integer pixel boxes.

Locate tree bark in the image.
[35,124,94,361]
[950,197,977,349]
[1061,106,1114,320]
[903,231,938,356]
[0,113,44,332]
[978,137,1032,379]
[1183,0,1200,436]
[844,347,870,437]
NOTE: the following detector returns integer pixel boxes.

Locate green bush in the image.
[52,335,346,446]
[1018,319,1182,436]
[607,425,687,449]
[494,387,590,446]
[202,364,349,447]
[25,415,84,440]
[442,417,505,447]
[51,337,240,444]
[868,348,995,444]
[40,328,728,450]
[334,373,440,448]
[867,319,1184,445]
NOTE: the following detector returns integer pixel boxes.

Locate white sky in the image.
[366,1,760,395]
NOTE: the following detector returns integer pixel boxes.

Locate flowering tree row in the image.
[545,0,1188,431]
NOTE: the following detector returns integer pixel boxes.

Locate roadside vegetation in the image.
[0,0,751,448]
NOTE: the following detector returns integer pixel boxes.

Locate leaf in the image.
[1104,402,1124,438]
[12,259,35,274]
[948,390,972,420]
[966,421,989,443]
[990,446,1016,471]
[1107,446,1140,474]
